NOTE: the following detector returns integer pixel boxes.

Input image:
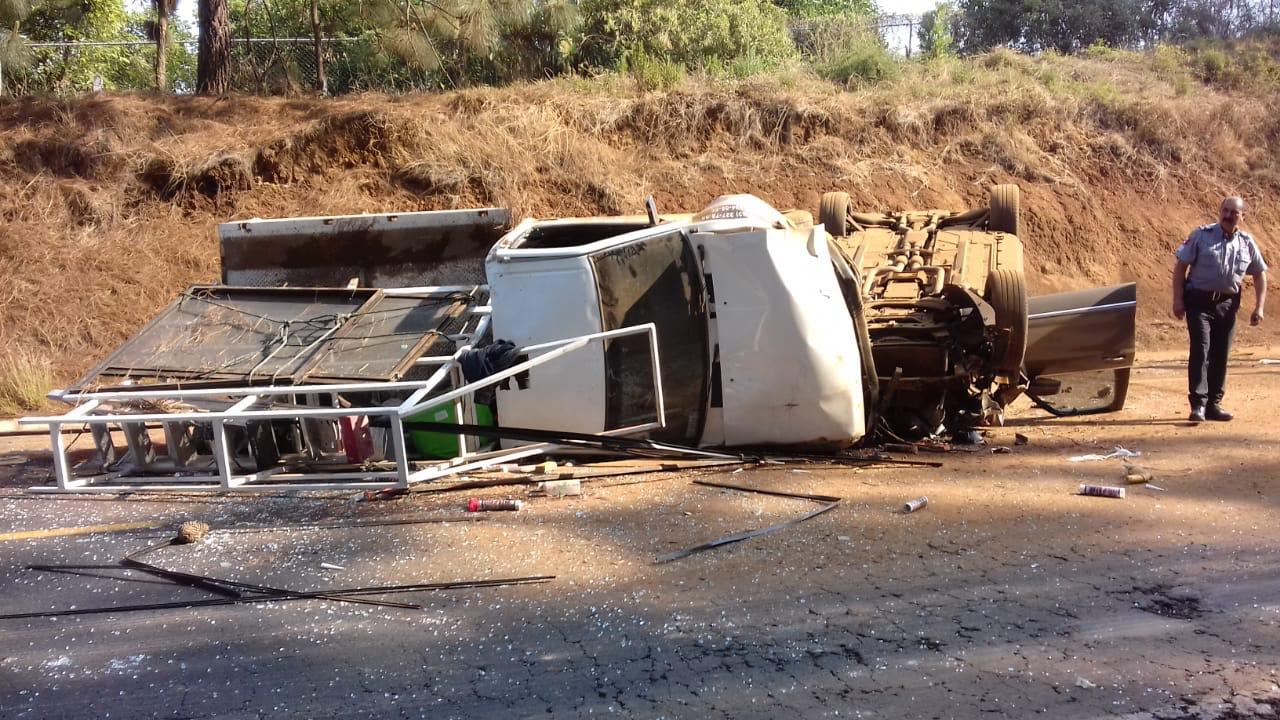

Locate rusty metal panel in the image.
[70,286,474,392]
[218,208,510,288]
[302,293,471,382]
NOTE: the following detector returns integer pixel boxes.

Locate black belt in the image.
[1188,288,1239,302]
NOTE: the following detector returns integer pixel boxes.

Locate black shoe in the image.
[1205,406,1233,422]
[1188,408,1206,422]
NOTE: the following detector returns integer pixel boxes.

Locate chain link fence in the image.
[0,36,441,97]
[1,13,923,97]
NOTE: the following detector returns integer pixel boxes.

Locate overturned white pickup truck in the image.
[486,195,866,450]
[25,193,1134,492]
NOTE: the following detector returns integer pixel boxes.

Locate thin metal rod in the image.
[400,323,662,419]
[655,502,839,564]
[0,576,555,621]
[692,479,842,503]
[397,314,491,413]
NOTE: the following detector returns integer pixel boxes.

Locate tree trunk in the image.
[310,0,326,94]
[197,0,232,94]
[154,2,169,91]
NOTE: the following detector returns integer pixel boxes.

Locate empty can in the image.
[1078,484,1125,499]
[466,497,523,512]
[902,496,929,513]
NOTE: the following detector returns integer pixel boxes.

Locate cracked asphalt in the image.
[0,353,1278,719]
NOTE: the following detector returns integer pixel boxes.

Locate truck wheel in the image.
[819,192,851,237]
[988,184,1021,236]
[985,268,1028,377]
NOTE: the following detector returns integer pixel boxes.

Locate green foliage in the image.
[816,36,899,86]
[1150,42,1191,76]
[7,1,157,93]
[955,0,1153,54]
[484,0,580,82]
[0,350,52,416]
[1082,39,1119,59]
[1181,42,1280,89]
[770,0,872,19]
[0,28,28,81]
[626,47,683,90]
[228,0,580,88]
[952,0,1280,55]
[578,0,795,73]
[1,0,33,25]
[799,14,897,86]
[23,0,130,41]
[918,2,955,60]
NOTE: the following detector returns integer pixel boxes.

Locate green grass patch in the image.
[0,351,52,416]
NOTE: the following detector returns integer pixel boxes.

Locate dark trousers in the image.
[1185,290,1240,409]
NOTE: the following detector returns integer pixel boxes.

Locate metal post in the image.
[211,419,235,489]
[388,417,411,489]
[49,424,72,490]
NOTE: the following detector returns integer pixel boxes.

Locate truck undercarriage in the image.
[820,186,1029,439]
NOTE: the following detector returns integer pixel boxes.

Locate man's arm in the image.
[1251,270,1266,326]
[1173,259,1189,319]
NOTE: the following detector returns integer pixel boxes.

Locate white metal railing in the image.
[21,317,666,494]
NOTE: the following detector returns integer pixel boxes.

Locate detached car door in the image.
[1022,283,1137,415]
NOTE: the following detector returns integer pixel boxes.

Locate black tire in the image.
[985,268,1028,377]
[988,184,1021,236]
[819,191,851,237]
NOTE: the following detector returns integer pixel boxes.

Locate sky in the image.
[877,0,940,16]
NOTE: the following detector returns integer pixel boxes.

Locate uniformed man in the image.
[1172,197,1268,422]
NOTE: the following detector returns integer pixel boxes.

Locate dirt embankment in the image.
[2,50,1278,386]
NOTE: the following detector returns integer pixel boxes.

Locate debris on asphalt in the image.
[8,518,556,621]
[990,446,1012,454]
[1078,484,1126,499]
[1261,359,1280,365]
[1015,433,1029,446]
[538,479,582,497]
[1123,463,1156,483]
[1,575,554,621]
[175,520,210,544]
[902,496,929,513]
[1069,446,1142,462]
[655,480,841,563]
[882,442,919,454]
[466,497,523,512]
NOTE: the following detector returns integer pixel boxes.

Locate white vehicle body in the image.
[486,195,866,449]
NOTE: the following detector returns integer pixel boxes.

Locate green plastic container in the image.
[406,402,495,459]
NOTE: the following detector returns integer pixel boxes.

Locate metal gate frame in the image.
[21,288,665,493]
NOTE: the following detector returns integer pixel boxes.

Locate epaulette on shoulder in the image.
[1199,223,1217,232]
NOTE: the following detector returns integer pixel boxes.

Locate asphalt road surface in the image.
[1,353,1278,719]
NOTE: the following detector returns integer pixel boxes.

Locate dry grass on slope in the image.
[1,49,1278,391]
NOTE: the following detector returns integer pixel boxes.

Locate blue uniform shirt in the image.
[1175,223,1268,293]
